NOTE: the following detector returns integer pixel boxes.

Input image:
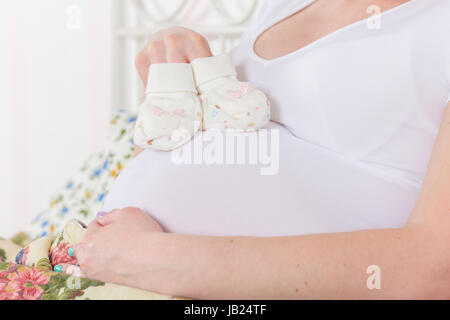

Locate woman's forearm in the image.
[408,103,450,227]
[137,104,450,300]
[146,225,445,299]
[131,104,450,299]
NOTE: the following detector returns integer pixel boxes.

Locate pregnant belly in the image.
[102,123,420,236]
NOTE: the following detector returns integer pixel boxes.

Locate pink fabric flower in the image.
[0,287,20,300]
[7,268,50,300]
[0,272,20,300]
[8,264,18,273]
[171,108,185,116]
[152,105,185,117]
[227,82,255,99]
[0,273,9,291]
[50,241,78,266]
[152,105,165,116]
[16,246,29,265]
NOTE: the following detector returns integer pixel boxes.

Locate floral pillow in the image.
[27,110,138,239]
[1,220,173,300]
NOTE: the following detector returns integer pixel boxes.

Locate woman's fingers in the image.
[135,50,151,87]
[96,210,110,220]
[136,27,212,88]
[53,263,85,277]
[96,209,121,226]
[71,243,82,260]
[186,32,213,60]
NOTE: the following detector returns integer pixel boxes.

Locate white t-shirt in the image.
[102,0,450,236]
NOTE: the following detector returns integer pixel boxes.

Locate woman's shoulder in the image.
[421,0,450,93]
[411,1,450,72]
[411,0,450,44]
[428,0,450,11]
[419,0,450,23]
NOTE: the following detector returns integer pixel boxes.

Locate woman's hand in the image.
[71,207,164,288]
[135,26,212,88]
[133,27,212,157]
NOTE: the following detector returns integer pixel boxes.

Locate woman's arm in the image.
[408,102,450,228]
[74,103,449,299]
[133,27,212,157]
[140,103,450,299]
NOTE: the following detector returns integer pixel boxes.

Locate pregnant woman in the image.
[73,0,450,299]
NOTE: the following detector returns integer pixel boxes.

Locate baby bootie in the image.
[134,63,203,151]
[191,53,270,132]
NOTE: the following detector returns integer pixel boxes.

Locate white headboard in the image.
[110,0,264,113]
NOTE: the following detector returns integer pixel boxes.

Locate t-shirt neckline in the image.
[249,0,418,65]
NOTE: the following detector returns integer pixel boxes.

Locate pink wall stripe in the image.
[88,0,110,152]
[10,0,29,228]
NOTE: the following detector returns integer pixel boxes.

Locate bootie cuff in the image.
[191,53,237,88]
[146,63,196,94]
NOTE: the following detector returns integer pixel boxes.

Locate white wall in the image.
[0,0,111,237]
[0,0,261,238]
[111,0,262,113]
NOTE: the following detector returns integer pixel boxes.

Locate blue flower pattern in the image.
[28,111,137,239]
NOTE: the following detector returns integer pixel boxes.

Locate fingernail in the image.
[68,247,74,257]
[54,265,63,273]
[96,211,107,218]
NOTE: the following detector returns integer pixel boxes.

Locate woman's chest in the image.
[253,0,410,60]
[232,19,447,182]
[102,123,419,236]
